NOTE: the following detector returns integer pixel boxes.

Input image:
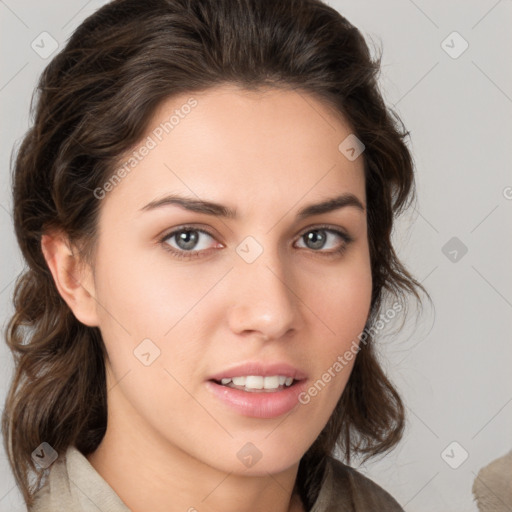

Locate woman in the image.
[2,0,426,510]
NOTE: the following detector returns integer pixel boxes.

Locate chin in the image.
[207,439,307,477]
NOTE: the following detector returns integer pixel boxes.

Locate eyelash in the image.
[159,224,354,261]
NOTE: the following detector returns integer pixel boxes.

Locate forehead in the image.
[101,84,366,219]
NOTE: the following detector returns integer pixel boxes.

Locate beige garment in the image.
[472,450,512,512]
[30,445,404,511]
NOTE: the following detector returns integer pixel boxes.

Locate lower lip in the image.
[205,380,308,419]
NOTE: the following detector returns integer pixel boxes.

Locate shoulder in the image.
[30,445,131,512]
[313,455,405,512]
[30,447,74,511]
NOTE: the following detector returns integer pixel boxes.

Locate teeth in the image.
[245,375,264,389]
[218,375,295,390]
[263,376,279,389]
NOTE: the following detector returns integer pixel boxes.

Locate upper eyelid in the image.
[160,225,217,242]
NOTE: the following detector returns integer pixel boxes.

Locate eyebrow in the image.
[140,192,365,218]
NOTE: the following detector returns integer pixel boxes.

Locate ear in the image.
[41,231,99,327]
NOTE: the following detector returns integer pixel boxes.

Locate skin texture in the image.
[41,84,372,512]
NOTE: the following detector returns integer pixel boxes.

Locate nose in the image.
[226,243,301,341]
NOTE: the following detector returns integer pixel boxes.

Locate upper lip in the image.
[208,362,308,382]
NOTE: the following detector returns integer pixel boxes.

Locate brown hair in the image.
[2,0,427,509]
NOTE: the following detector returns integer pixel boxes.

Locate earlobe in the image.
[41,231,99,327]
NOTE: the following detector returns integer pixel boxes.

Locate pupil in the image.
[306,230,325,250]
[177,230,198,250]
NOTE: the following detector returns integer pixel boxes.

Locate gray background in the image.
[1,1,511,511]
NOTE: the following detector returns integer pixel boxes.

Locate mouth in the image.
[210,375,302,393]
[205,362,308,418]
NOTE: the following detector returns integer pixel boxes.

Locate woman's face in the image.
[87,84,372,475]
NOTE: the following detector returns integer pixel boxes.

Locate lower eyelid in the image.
[160,226,352,258]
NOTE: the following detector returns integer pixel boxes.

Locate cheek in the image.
[91,237,217,387]
[302,253,372,401]
[92,236,201,338]
[92,242,213,440]
[313,253,372,337]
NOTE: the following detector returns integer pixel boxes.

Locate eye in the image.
[160,226,219,260]
[159,224,353,261]
[295,225,353,255]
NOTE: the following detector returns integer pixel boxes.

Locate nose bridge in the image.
[227,234,299,339]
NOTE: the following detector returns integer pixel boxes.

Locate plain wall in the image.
[1,1,511,511]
